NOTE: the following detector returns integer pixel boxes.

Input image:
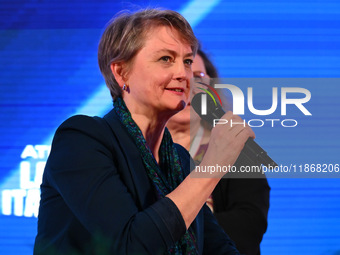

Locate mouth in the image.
[165,88,185,93]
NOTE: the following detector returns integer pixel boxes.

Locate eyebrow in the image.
[153,48,194,58]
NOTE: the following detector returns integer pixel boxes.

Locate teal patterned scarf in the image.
[113,97,198,255]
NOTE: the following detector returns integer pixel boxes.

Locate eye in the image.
[184,59,193,66]
[159,56,172,62]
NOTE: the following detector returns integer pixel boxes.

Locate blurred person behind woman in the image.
[167,47,270,255]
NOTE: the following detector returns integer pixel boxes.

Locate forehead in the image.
[143,26,192,53]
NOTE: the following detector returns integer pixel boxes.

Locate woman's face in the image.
[123,26,194,118]
[168,53,209,125]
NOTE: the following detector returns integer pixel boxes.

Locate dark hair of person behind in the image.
[197,47,219,78]
[196,46,232,112]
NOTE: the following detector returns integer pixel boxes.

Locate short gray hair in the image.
[98,9,198,100]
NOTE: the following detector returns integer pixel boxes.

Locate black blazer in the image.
[34,109,240,255]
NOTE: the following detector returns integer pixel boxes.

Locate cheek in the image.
[155,74,173,89]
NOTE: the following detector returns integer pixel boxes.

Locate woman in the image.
[34,9,254,255]
[167,48,270,255]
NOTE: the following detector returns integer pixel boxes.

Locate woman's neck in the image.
[129,110,168,163]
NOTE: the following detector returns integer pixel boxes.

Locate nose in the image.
[173,62,188,82]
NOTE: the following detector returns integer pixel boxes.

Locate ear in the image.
[110,62,126,89]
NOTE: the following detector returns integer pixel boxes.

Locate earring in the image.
[122,84,127,91]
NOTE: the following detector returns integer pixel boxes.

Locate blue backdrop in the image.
[1,0,340,254]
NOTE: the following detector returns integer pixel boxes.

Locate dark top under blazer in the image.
[213,175,270,255]
[34,109,240,255]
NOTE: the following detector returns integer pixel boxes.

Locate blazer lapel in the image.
[103,109,157,209]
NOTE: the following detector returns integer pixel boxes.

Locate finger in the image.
[229,122,247,137]
[213,111,234,131]
[235,126,255,142]
[227,115,247,135]
[219,111,234,122]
